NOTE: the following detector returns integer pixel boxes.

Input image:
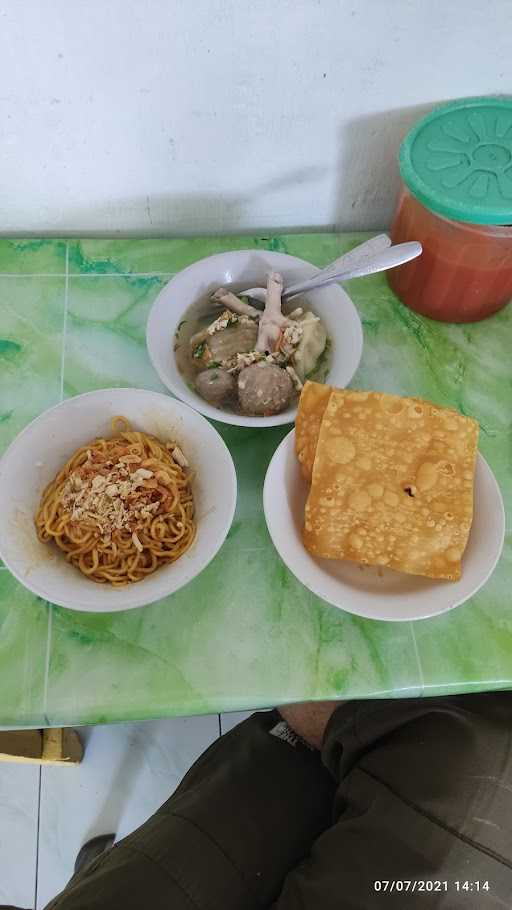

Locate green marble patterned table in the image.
[0,234,511,728]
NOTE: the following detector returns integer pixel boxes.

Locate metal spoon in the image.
[241,237,421,303]
[240,233,392,304]
[238,234,391,306]
[293,232,392,283]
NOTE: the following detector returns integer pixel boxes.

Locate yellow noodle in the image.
[35,417,196,586]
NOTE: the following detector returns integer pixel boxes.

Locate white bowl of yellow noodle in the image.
[0,389,237,612]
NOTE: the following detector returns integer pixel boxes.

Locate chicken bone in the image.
[211,288,261,318]
[256,272,290,353]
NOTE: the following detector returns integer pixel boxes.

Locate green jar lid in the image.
[400,97,512,225]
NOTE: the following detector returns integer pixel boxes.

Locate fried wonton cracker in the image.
[303,389,479,581]
[295,381,332,481]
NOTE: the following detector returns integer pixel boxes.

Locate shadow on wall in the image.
[334,100,448,230]
[6,104,465,237]
[90,105,447,236]
[43,166,328,239]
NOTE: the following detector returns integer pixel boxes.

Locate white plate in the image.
[146,249,363,428]
[0,389,237,613]
[263,430,505,622]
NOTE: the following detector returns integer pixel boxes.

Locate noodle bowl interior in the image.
[35,417,196,586]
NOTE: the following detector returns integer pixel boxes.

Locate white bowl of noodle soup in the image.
[0,389,237,612]
[146,250,363,427]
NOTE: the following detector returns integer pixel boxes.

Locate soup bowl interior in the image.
[146,250,363,428]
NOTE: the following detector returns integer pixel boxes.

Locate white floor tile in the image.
[0,763,39,909]
[36,715,219,909]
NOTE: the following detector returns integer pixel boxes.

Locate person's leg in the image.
[42,710,334,910]
[275,692,512,908]
[72,834,116,876]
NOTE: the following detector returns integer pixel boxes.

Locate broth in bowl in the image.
[174,274,331,417]
[146,247,364,429]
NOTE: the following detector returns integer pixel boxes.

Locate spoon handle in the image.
[239,234,392,303]
[282,234,391,298]
[282,241,422,299]
[311,233,391,281]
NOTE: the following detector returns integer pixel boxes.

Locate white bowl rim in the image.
[263,429,506,623]
[0,388,237,612]
[146,248,363,428]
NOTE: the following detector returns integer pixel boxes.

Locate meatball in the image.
[207,321,257,361]
[238,363,293,416]
[196,369,236,408]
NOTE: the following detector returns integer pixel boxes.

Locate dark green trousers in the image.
[16,693,512,908]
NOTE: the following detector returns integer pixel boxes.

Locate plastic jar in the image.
[388,97,512,323]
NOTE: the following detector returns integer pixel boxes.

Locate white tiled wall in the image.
[0,713,253,909]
